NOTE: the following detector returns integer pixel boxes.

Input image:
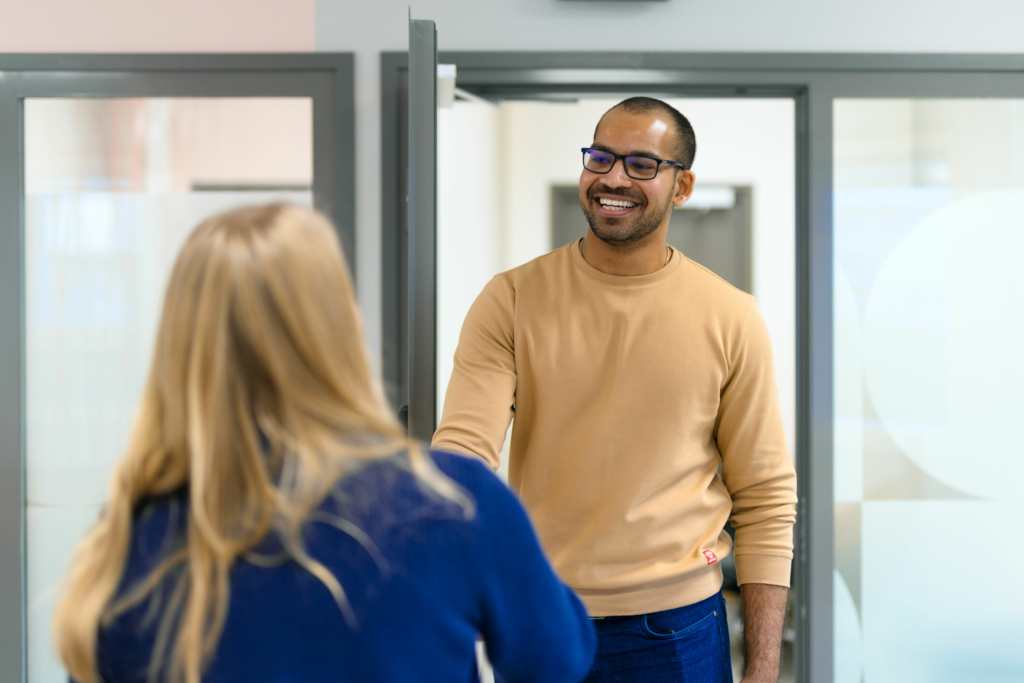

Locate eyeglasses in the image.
[581,147,686,180]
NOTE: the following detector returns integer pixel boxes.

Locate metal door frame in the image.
[381,51,1024,683]
[406,22,439,440]
[0,53,354,683]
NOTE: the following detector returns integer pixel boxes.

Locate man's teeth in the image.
[599,198,636,209]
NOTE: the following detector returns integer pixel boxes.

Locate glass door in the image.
[385,51,1024,683]
[24,97,314,683]
[0,57,353,683]
[832,98,1024,682]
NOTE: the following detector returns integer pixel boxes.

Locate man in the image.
[432,97,797,683]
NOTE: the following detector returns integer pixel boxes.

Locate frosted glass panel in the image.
[833,99,1024,682]
[25,98,313,683]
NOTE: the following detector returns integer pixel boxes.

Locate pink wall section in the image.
[0,0,315,52]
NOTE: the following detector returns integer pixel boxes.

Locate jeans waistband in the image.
[590,590,721,621]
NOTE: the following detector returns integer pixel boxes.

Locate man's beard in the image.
[580,185,674,247]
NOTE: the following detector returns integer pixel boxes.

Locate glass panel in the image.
[833,99,1024,682]
[25,97,313,683]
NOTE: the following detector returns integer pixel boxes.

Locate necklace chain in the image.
[579,238,671,267]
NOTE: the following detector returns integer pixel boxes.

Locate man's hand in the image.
[738,583,788,683]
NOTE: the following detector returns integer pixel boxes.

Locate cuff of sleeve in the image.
[735,553,792,587]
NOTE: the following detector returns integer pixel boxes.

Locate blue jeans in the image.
[583,591,733,683]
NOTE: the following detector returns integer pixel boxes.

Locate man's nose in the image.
[603,159,634,187]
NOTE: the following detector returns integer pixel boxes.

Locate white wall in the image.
[436,101,503,421]
[313,0,1024,371]
[0,0,315,52]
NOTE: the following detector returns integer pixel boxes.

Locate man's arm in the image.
[740,583,788,683]
[432,276,517,469]
[715,301,797,681]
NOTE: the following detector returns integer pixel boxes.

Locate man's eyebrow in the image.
[589,143,661,158]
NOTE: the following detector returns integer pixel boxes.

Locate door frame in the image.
[380,51,1024,683]
[0,53,354,683]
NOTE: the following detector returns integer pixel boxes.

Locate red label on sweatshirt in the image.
[703,550,718,565]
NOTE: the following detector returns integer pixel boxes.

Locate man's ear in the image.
[673,170,696,208]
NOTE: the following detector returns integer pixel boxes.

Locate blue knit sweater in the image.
[90,450,596,683]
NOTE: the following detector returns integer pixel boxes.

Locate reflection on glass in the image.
[833,99,1024,682]
[25,98,313,682]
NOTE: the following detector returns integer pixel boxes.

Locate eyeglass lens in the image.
[583,149,660,179]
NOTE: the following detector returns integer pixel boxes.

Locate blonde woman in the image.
[53,204,595,683]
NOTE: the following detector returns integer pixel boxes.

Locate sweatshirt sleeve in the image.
[459,456,596,683]
[432,276,517,470]
[715,301,798,587]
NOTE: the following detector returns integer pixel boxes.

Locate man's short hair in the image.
[596,97,697,170]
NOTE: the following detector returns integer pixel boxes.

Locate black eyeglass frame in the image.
[580,147,687,180]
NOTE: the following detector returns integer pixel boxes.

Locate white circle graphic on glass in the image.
[862,190,1024,500]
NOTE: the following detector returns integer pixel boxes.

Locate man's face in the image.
[579,108,692,247]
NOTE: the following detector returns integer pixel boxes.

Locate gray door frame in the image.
[407,21,440,440]
[381,51,1024,683]
[0,53,354,683]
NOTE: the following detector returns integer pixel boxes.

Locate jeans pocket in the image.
[641,606,717,641]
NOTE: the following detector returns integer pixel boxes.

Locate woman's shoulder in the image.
[423,448,531,537]
[121,450,510,559]
[338,447,497,497]
[425,448,520,522]
[425,448,497,488]
[315,448,514,547]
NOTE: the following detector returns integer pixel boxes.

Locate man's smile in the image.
[592,193,642,217]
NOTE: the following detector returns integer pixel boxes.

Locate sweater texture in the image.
[89,450,596,683]
[433,241,798,616]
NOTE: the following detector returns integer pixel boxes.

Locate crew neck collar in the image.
[568,238,682,286]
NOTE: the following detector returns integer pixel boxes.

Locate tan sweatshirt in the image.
[432,241,797,616]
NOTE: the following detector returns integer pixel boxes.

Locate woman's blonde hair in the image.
[53,203,467,683]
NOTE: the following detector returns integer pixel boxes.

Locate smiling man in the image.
[433,97,797,683]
